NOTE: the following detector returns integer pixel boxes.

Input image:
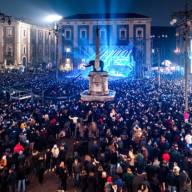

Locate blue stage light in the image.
[79,45,135,77]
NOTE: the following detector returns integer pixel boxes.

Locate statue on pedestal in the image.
[80,25,116,101]
[85,59,104,72]
[85,26,104,72]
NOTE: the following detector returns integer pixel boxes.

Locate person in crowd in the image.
[123,167,134,192]
[72,158,81,187]
[51,144,59,171]
[0,71,191,192]
[17,164,26,192]
[104,176,113,192]
[36,153,45,184]
[56,161,68,192]
[80,169,88,192]
[86,171,97,192]
[132,169,148,192]
[7,168,17,192]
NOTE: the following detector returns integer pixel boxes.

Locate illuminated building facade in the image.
[0,19,56,70]
[59,13,151,77]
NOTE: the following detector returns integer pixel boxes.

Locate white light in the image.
[44,14,62,23]
[66,47,71,53]
[66,58,70,63]
[172,18,177,23]
[174,47,180,54]
[170,18,177,26]
[162,60,172,67]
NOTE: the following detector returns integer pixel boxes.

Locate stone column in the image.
[28,26,31,65]
[112,23,117,45]
[129,21,134,43]
[58,32,62,68]
[73,24,78,48]
[0,25,4,65]
[146,22,151,70]
[89,24,93,45]
[16,22,22,66]
[36,28,39,65]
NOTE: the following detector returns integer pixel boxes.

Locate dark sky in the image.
[0,0,187,26]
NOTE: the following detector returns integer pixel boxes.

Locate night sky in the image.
[0,0,186,26]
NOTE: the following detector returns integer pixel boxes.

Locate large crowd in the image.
[0,71,191,192]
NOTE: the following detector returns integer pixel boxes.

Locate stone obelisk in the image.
[80,26,116,102]
[95,26,100,71]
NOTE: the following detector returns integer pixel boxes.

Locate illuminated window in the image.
[6,46,13,56]
[99,29,106,40]
[136,28,144,38]
[80,29,87,39]
[65,29,71,40]
[119,28,127,40]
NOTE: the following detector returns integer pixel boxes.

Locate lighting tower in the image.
[171,2,192,112]
[45,14,62,82]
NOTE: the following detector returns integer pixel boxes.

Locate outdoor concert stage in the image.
[77,45,135,78]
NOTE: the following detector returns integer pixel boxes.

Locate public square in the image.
[0,0,192,192]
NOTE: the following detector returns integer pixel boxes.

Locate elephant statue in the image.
[85,60,104,72]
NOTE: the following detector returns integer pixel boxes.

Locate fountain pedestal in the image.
[81,71,115,102]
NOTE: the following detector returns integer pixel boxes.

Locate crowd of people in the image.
[0,71,191,192]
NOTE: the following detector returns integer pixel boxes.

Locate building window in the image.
[23,46,26,54]
[6,46,13,56]
[136,28,144,38]
[99,29,106,40]
[45,46,49,54]
[119,28,127,40]
[45,31,49,40]
[65,29,71,40]
[39,31,43,39]
[39,45,43,55]
[6,27,13,36]
[23,30,26,37]
[80,29,87,39]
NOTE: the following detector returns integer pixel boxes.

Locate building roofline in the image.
[63,13,150,20]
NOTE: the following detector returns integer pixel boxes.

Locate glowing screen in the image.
[78,45,135,77]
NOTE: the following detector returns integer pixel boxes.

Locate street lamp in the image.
[45,14,62,82]
[170,3,192,112]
